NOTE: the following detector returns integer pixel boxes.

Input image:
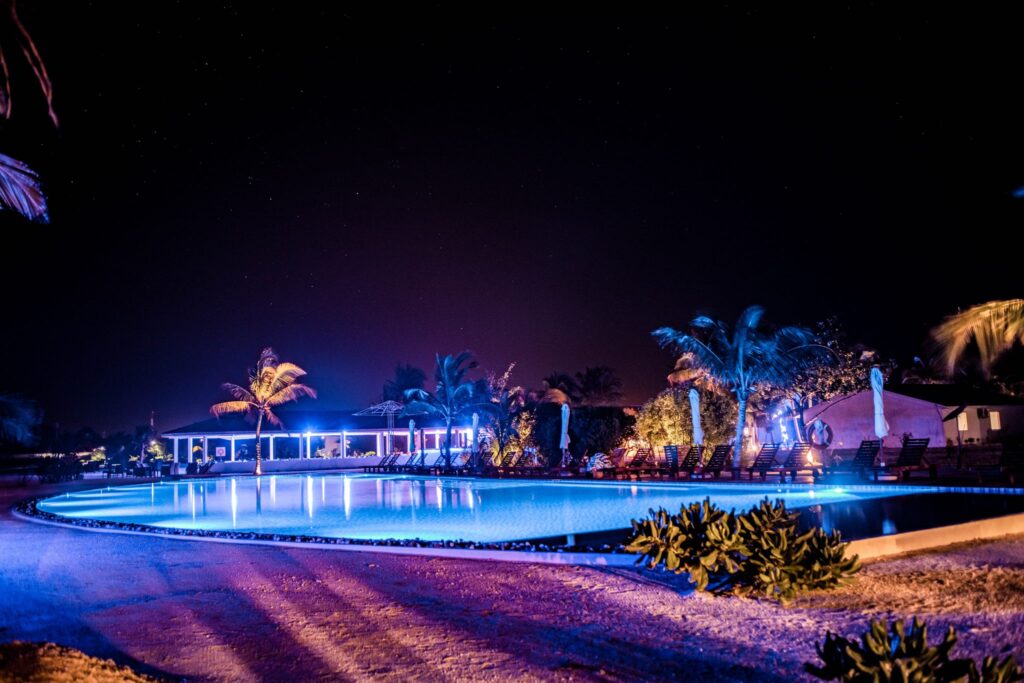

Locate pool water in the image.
[37,474,1017,544]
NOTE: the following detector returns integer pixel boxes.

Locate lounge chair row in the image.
[358,436,934,482]
[601,435,934,482]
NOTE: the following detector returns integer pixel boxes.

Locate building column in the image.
[202,436,209,463]
[306,433,312,459]
[341,431,347,458]
[375,433,382,456]
[172,438,179,463]
[269,436,275,460]
[230,437,236,462]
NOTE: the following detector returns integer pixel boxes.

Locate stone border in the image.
[847,511,1024,561]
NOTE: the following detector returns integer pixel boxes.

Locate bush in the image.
[625,497,860,603]
[532,404,635,467]
[805,617,1022,682]
[35,454,83,483]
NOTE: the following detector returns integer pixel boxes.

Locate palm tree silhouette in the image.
[382,363,427,402]
[403,352,493,468]
[210,347,317,475]
[575,366,624,406]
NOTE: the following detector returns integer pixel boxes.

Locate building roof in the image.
[163,408,468,437]
[886,384,1024,407]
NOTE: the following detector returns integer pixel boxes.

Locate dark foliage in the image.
[806,617,1022,682]
[532,403,635,467]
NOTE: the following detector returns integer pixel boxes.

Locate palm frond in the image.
[402,399,441,417]
[0,46,10,118]
[263,408,283,428]
[220,382,255,402]
[8,2,57,126]
[932,299,1024,377]
[0,153,47,222]
[451,383,475,405]
[652,327,726,378]
[210,400,253,418]
[265,383,317,407]
[269,362,308,395]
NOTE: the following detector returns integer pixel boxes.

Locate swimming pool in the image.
[37,474,1022,544]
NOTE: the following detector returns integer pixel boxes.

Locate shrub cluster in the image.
[625,497,860,603]
[35,454,83,483]
[806,618,1022,682]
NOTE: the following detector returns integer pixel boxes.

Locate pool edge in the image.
[14,502,1024,567]
[848,511,1024,561]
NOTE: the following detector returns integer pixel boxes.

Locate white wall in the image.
[803,390,947,449]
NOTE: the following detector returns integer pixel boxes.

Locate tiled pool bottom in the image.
[36,475,1024,544]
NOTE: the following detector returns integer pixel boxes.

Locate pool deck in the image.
[3,476,1024,682]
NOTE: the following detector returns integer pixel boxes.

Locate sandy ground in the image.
[1,478,1022,682]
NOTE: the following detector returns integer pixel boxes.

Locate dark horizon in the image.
[1,4,1022,434]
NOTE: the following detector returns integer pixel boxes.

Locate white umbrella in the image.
[471,412,480,464]
[689,388,703,446]
[559,402,571,466]
[871,367,889,446]
[408,419,416,455]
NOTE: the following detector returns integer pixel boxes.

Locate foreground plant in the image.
[625,497,859,603]
[626,499,746,590]
[806,618,1022,683]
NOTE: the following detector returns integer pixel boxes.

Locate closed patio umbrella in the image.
[471,412,480,466]
[689,388,703,446]
[871,367,889,446]
[408,419,416,454]
[559,403,571,466]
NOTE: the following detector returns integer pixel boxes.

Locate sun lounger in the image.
[663,445,679,469]
[824,440,880,479]
[499,454,532,475]
[548,450,588,478]
[767,442,816,482]
[745,443,781,479]
[869,437,932,481]
[694,444,732,479]
[614,447,663,478]
[363,452,399,473]
[673,445,705,478]
[395,450,426,473]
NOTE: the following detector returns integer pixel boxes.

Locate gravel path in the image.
[2,478,1022,682]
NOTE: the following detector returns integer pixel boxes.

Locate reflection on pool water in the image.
[35,475,975,543]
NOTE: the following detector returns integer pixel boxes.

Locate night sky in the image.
[1,4,1021,433]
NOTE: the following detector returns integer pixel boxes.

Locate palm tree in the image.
[210,347,317,475]
[653,306,819,468]
[932,299,1024,378]
[541,372,581,405]
[403,352,493,468]
[382,363,427,402]
[575,366,624,406]
[487,386,525,465]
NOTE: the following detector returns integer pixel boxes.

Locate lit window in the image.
[990,411,1002,431]
[957,412,969,432]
